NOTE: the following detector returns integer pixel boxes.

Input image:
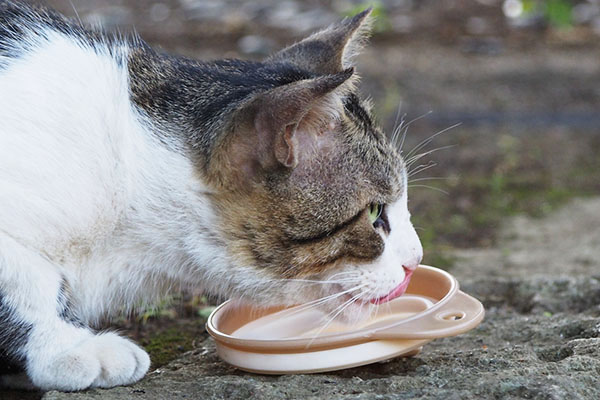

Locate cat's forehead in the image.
[340,93,405,199]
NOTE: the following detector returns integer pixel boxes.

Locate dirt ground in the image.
[3,0,600,398]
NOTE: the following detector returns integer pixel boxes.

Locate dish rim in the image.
[206,265,462,351]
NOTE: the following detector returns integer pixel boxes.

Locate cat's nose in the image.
[403,254,423,271]
[402,262,419,271]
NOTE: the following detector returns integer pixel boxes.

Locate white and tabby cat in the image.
[0,1,422,391]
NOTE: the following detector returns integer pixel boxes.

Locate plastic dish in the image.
[206,265,484,374]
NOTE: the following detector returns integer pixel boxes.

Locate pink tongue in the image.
[370,268,414,305]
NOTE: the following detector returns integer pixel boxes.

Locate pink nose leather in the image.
[403,263,418,271]
[403,254,423,272]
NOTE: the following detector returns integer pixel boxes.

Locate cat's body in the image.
[0,1,422,391]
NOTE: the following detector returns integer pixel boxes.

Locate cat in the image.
[0,0,423,392]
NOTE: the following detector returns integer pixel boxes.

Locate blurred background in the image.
[29,0,600,369]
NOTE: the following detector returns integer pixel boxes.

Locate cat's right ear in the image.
[216,69,353,187]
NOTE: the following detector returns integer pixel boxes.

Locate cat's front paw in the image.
[30,332,150,391]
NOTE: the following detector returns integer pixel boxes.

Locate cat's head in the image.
[206,9,422,319]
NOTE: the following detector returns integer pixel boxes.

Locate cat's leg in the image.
[0,234,150,391]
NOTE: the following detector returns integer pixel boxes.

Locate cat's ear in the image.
[221,68,353,185]
[267,8,372,74]
[254,68,353,169]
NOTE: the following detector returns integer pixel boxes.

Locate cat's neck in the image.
[68,127,223,323]
[126,45,313,172]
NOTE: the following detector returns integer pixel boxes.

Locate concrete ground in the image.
[41,196,600,400]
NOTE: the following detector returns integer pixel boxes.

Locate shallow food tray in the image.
[207,265,484,374]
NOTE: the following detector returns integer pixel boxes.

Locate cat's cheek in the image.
[384,199,423,272]
[379,201,423,284]
[336,199,423,302]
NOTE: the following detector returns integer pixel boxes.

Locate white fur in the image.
[0,29,264,390]
[0,25,422,391]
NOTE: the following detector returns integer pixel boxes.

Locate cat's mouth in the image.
[369,266,414,305]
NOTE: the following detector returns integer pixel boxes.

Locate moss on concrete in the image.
[143,324,204,368]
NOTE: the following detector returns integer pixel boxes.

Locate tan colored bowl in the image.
[207,265,484,374]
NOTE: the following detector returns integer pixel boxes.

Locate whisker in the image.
[385,295,393,316]
[404,123,460,160]
[293,285,363,308]
[395,111,433,152]
[366,285,380,322]
[392,113,414,149]
[406,145,456,169]
[277,278,361,285]
[271,270,362,286]
[391,117,406,147]
[281,284,367,317]
[407,162,437,178]
[408,184,449,195]
[397,122,409,153]
[320,291,363,322]
[326,271,361,280]
[390,102,404,145]
[307,291,366,347]
[408,176,449,183]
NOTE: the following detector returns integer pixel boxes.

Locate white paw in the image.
[31,332,150,391]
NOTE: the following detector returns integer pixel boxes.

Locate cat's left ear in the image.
[253,68,353,170]
[218,68,353,186]
[267,8,372,74]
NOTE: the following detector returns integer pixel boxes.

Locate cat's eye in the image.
[368,203,383,225]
